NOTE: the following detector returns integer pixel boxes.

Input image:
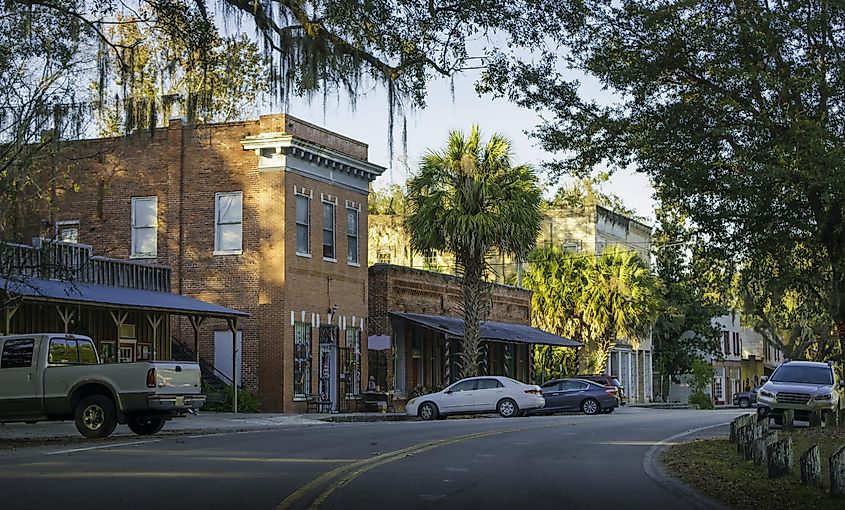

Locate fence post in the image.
[800,445,822,486]
[767,437,793,478]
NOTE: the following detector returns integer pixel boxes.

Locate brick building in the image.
[368,264,580,400]
[31,114,384,412]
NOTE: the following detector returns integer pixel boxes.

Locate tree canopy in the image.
[486,0,845,355]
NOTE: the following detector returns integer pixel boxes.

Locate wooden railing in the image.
[1,239,171,292]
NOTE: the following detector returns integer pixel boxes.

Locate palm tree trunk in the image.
[460,258,485,378]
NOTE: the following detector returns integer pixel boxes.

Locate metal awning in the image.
[0,276,249,319]
[388,312,581,348]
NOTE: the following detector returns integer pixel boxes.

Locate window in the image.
[294,323,312,398]
[377,251,391,264]
[346,207,359,265]
[733,332,741,356]
[48,338,98,365]
[322,201,336,260]
[57,220,79,243]
[296,195,310,255]
[346,327,361,396]
[562,380,589,391]
[1,339,34,368]
[476,379,504,390]
[215,192,243,254]
[131,196,158,258]
[723,331,730,355]
[449,379,478,392]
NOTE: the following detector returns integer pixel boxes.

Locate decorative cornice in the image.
[241,132,386,183]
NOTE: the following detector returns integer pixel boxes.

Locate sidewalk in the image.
[0,412,322,445]
[0,411,412,445]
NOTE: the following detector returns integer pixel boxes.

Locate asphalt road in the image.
[0,407,747,510]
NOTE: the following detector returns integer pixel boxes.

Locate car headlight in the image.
[814,394,832,400]
[759,389,775,398]
[407,398,417,406]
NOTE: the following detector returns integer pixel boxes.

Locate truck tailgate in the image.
[150,362,202,395]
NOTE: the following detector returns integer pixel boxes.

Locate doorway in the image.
[319,326,339,411]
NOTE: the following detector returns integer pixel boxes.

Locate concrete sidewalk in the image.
[0,412,326,444]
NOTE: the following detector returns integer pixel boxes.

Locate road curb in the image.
[642,422,736,510]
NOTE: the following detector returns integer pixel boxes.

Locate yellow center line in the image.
[276,421,569,510]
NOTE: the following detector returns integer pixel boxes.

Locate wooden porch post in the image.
[188,315,205,363]
[227,317,239,414]
[109,310,129,361]
[56,305,77,333]
[146,313,164,361]
[4,302,20,335]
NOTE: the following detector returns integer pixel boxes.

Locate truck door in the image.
[0,337,42,418]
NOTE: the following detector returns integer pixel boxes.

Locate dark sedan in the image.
[534,378,619,415]
[732,386,760,408]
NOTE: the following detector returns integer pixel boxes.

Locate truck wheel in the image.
[74,395,118,439]
[127,416,166,436]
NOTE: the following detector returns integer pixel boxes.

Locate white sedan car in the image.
[406,376,545,420]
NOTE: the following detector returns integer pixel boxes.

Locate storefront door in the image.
[319,326,339,411]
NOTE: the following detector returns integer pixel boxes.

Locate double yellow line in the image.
[276,422,563,510]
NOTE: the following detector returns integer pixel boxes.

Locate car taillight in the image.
[606,388,617,396]
[524,389,542,395]
[146,368,156,388]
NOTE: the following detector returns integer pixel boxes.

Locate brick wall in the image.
[29,114,375,412]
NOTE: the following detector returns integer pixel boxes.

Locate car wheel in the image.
[74,395,118,439]
[127,416,166,436]
[418,402,438,421]
[581,398,601,415]
[497,398,519,418]
[738,398,751,409]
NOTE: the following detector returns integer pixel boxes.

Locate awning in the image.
[388,312,581,348]
[0,276,249,319]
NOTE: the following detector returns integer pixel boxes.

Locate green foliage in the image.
[405,125,543,379]
[368,184,407,215]
[548,174,642,221]
[485,0,845,357]
[688,391,714,410]
[689,359,714,395]
[202,384,262,413]
[652,206,725,401]
[408,385,443,399]
[533,345,578,384]
[522,245,661,373]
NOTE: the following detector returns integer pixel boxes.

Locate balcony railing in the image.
[1,239,171,292]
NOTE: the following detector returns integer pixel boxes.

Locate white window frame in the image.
[56,220,80,244]
[131,196,158,259]
[346,204,360,266]
[322,196,337,262]
[214,191,244,255]
[295,189,312,257]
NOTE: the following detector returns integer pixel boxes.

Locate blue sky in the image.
[283,70,657,222]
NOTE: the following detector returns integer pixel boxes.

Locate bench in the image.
[306,395,333,413]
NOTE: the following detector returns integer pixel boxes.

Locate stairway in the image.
[170,337,236,405]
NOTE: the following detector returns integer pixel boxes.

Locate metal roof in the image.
[388,312,582,348]
[0,276,249,318]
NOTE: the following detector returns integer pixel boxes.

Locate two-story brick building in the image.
[30,114,384,412]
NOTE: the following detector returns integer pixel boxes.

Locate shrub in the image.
[689,391,714,410]
[202,384,262,413]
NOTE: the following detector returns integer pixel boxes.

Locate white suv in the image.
[756,361,843,423]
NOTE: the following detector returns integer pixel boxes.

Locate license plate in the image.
[175,396,185,407]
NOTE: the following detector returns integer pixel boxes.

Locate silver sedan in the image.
[406,376,545,420]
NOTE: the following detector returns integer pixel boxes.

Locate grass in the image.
[663,427,845,510]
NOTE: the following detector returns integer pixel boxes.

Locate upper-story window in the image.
[57,220,79,243]
[131,196,158,258]
[377,251,391,264]
[347,206,359,265]
[296,193,310,256]
[215,192,243,255]
[323,200,336,260]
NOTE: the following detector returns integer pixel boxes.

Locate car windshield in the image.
[771,365,833,385]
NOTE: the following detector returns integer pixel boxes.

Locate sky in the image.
[280,70,658,223]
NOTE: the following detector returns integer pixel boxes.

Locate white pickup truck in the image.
[0,333,205,438]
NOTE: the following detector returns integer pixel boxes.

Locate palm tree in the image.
[405,125,543,378]
[522,246,588,380]
[581,247,661,373]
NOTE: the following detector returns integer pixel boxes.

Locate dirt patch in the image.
[663,428,845,510]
